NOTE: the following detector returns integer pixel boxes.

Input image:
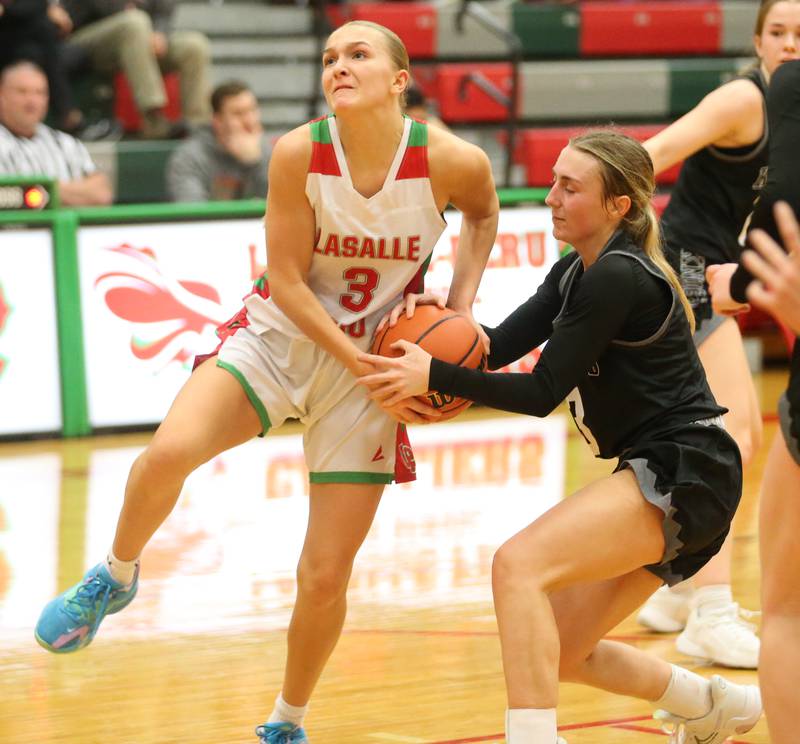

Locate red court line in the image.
[611,724,752,743]
[612,723,665,736]
[342,628,661,643]
[427,716,652,743]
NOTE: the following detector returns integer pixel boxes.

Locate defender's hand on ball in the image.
[358,340,433,407]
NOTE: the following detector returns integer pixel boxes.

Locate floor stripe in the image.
[342,628,661,643]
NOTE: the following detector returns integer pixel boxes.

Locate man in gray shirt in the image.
[166,81,270,202]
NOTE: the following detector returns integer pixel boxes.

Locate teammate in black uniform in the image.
[707,58,800,744]
[635,0,800,666]
[358,131,761,744]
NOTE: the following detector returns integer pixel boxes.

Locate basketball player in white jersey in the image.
[35,21,499,744]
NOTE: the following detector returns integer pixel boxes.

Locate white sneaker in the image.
[676,602,760,668]
[637,585,691,632]
[655,674,762,744]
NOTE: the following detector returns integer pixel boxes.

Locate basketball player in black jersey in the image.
[707,57,800,744]
[357,131,761,744]
[635,0,800,668]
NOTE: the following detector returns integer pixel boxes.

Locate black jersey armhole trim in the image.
[599,250,677,348]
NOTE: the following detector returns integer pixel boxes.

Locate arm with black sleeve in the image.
[429,253,644,417]
[730,60,800,304]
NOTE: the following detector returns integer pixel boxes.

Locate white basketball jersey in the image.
[242,115,446,343]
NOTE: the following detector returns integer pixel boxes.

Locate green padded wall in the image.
[114,141,181,204]
[668,58,743,116]
[512,3,580,57]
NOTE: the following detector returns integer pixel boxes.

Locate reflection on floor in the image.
[0,370,783,743]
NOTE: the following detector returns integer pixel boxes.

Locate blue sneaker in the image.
[255,722,309,743]
[35,562,139,653]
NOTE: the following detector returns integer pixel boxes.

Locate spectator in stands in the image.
[404,83,449,130]
[59,0,211,139]
[0,0,82,133]
[166,81,270,202]
[0,60,113,205]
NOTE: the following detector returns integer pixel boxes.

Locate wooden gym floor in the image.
[0,369,785,744]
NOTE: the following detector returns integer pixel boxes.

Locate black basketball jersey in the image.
[429,232,725,459]
[661,67,769,265]
[730,61,800,301]
[557,246,723,457]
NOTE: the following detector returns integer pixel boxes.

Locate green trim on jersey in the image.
[405,117,428,148]
[309,471,395,485]
[310,117,333,145]
[216,359,272,436]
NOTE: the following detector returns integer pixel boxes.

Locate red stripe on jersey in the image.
[395,145,428,180]
[309,141,341,176]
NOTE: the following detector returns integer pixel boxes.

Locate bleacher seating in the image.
[90,0,759,200]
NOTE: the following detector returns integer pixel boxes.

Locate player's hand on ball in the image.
[375,292,446,334]
[357,340,433,406]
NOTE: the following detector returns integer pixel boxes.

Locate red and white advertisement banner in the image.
[0,229,62,434]
[82,415,566,636]
[77,208,559,428]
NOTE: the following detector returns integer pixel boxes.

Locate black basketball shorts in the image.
[616,417,742,585]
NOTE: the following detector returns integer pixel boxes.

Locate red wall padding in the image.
[437,63,514,122]
[580,1,722,56]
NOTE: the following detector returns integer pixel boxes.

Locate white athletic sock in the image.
[505,708,558,743]
[268,693,308,726]
[654,665,712,720]
[105,550,139,585]
[691,584,733,614]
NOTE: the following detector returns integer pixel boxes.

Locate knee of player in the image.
[136,437,197,483]
[491,542,551,596]
[296,557,351,604]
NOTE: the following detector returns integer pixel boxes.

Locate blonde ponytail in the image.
[570,129,695,333]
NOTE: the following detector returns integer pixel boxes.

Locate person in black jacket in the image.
[358,130,761,744]
[0,0,79,131]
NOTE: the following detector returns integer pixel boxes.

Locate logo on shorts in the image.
[398,442,416,475]
[0,282,10,379]
[95,244,226,370]
[588,362,599,377]
[371,445,385,462]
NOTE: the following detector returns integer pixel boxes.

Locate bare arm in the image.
[429,129,499,318]
[58,172,113,206]
[644,79,764,174]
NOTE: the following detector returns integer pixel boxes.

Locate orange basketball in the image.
[371,305,486,421]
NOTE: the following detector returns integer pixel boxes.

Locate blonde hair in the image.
[569,130,696,333]
[333,21,410,106]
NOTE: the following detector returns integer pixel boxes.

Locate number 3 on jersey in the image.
[340,267,379,313]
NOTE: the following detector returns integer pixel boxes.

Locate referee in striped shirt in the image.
[0,60,112,205]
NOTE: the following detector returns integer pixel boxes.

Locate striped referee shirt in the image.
[0,123,97,181]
